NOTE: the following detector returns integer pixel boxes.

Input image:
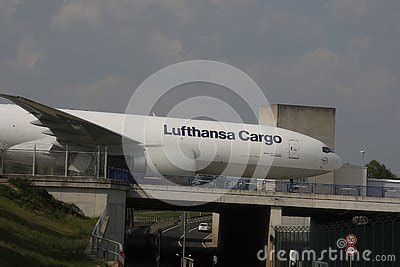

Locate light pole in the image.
[182,212,187,263]
[361,150,366,191]
[360,150,366,168]
[157,230,162,267]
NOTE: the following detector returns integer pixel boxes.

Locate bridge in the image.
[3,175,397,266]
[2,147,400,266]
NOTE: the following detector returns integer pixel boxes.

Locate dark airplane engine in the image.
[144,146,196,176]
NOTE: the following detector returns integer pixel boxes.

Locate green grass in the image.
[0,178,102,267]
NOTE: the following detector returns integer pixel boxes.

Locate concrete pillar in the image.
[266,207,282,267]
[211,213,220,247]
[103,189,127,245]
[99,189,127,260]
[217,206,270,267]
[258,105,277,127]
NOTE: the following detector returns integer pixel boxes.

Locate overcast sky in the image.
[0,0,399,173]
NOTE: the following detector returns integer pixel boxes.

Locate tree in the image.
[366,160,396,179]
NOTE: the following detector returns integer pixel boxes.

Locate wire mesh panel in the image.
[35,150,66,176]
[2,147,109,179]
[67,151,98,177]
[98,152,106,178]
[3,149,34,175]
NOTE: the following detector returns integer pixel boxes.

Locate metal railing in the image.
[1,146,399,199]
[0,146,108,179]
[133,216,160,224]
[135,176,400,199]
[275,180,400,198]
[91,206,124,265]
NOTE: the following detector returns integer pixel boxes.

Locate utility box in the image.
[259,104,336,184]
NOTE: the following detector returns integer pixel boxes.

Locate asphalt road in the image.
[158,219,216,266]
[161,220,212,250]
[125,219,216,266]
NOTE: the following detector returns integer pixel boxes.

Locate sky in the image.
[0,0,399,173]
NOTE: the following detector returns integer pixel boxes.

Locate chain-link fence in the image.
[274,214,400,266]
[0,146,107,179]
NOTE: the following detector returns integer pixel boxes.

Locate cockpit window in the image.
[322,147,333,153]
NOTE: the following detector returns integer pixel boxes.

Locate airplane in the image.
[0,94,342,179]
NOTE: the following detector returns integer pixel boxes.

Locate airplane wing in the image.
[0,94,140,152]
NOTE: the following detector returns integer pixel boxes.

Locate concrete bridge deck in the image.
[129,184,400,213]
[13,176,400,214]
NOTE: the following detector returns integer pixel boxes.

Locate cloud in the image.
[51,0,195,27]
[52,1,102,28]
[0,0,20,19]
[148,32,185,64]
[326,0,369,18]
[244,46,397,113]
[1,0,400,171]
[16,34,40,68]
[0,33,40,70]
[354,67,397,95]
[210,0,258,8]
[298,48,339,70]
[48,75,137,111]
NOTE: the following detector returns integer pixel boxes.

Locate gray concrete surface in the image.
[27,176,128,247]
[259,104,336,185]
[129,184,400,213]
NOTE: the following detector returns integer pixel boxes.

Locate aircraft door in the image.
[289,140,299,159]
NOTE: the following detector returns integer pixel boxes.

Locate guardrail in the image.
[147,217,180,236]
[134,216,160,224]
[146,215,212,236]
[91,206,124,266]
[135,176,400,199]
[275,181,400,198]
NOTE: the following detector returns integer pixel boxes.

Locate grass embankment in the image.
[0,178,101,267]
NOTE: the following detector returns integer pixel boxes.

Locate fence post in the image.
[104,146,108,179]
[64,145,69,177]
[96,146,100,179]
[0,146,4,176]
[32,144,36,176]
[115,244,118,262]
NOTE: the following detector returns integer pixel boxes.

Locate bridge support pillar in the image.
[217,206,270,267]
[266,207,282,267]
[104,189,127,246]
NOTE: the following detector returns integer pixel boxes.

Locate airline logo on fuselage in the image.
[163,124,282,145]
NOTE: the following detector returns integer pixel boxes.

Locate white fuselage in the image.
[0,104,342,179]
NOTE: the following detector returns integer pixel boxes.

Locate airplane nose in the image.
[334,153,343,170]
